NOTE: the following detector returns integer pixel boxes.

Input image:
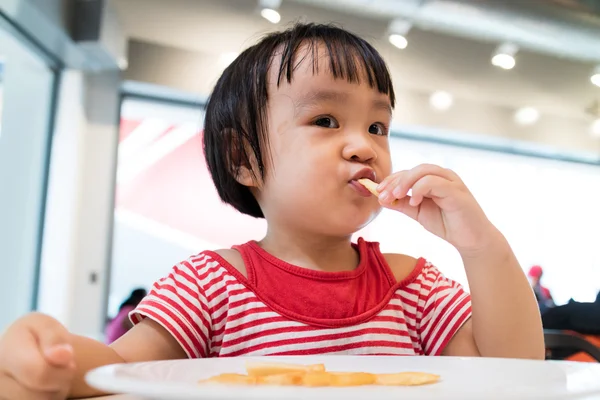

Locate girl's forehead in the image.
[267,48,391,105]
[271,44,353,74]
[266,40,393,101]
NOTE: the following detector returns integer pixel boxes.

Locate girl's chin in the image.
[335,211,379,233]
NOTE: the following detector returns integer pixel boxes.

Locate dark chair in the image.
[544,330,600,362]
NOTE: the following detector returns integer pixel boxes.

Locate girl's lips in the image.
[349,180,374,197]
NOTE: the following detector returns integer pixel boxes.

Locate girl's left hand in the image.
[377,164,500,255]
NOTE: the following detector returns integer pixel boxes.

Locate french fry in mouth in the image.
[357,178,380,197]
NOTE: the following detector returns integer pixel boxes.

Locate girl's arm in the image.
[443,231,545,359]
[69,319,186,398]
[377,164,545,360]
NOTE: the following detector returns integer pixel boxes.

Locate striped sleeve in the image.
[416,261,471,356]
[129,255,213,359]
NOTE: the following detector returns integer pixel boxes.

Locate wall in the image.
[37,70,121,337]
[107,211,214,317]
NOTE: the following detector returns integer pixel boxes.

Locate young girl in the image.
[0,23,544,399]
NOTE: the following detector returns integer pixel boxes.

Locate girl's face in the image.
[251,47,394,237]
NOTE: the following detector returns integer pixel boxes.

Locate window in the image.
[0,19,58,330]
[108,97,267,321]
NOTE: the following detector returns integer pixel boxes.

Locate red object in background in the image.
[566,335,600,363]
[528,265,544,279]
[115,119,267,248]
[528,265,553,301]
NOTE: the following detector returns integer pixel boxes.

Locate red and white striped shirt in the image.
[131,238,471,358]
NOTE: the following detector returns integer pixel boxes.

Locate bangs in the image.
[274,24,395,107]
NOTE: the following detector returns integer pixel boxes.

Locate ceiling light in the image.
[260,8,281,23]
[492,54,515,70]
[591,65,600,87]
[117,57,128,70]
[492,43,518,70]
[387,18,411,50]
[388,34,408,49]
[429,91,453,111]
[591,119,600,138]
[259,0,281,23]
[514,107,540,125]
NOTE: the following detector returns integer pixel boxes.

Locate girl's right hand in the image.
[0,312,76,400]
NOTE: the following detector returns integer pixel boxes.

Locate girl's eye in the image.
[314,116,339,128]
[369,123,388,136]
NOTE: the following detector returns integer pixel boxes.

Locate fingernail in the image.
[379,191,390,202]
[376,183,385,192]
[392,187,404,197]
[54,344,73,351]
[45,343,73,355]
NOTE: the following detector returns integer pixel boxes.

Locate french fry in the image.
[302,372,334,387]
[257,372,305,386]
[200,373,258,385]
[330,372,376,387]
[200,362,441,388]
[301,372,376,387]
[357,178,379,197]
[375,372,440,386]
[245,361,325,377]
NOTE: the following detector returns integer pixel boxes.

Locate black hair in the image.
[203,22,395,218]
[119,288,147,312]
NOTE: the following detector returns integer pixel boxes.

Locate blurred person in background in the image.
[528,265,554,314]
[104,288,147,344]
[543,291,600,335]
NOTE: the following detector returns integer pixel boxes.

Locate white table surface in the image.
[82,396,143,400]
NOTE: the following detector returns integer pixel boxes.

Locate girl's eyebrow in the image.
[294,89,349,110]
[294,89,392,116]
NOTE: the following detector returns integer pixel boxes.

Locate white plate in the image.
[86,355,600,400]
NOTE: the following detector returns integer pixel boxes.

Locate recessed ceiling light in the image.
[491,54,516,70]
[429,91,453,111]
[387,19,411,50]
[514,107,540,125]
[492,43,518,70]
[260,8,281,23]
[117,58,128,70]
[388,34,408,50]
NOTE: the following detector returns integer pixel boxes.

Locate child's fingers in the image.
[35,318,74,369]
[1,315,75,393]
[379,196,420,220]
[379,165,455,201]
[409,175,456,207]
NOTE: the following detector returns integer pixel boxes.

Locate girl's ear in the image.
[233,165,259,188]
[225,129,261,188]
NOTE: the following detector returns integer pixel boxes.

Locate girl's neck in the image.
[257,226,359,273]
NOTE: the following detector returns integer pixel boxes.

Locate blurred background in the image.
[1,0,600,340]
